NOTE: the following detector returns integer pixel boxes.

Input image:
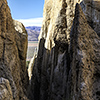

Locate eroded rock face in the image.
[0,78,13,100]
[81,0,100,36]
[39,0,100,51]
[0,0,29,100]
[70,4,100,100]
[30,0,100,100]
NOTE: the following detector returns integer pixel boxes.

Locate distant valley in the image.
[26,26,40,61]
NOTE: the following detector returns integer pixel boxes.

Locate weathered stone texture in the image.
[0,0,29,100]
[81,0,100,36]
[1,0,100,100]
[29,0,100,100]
[0,78,13,100]
[70,4,100,100]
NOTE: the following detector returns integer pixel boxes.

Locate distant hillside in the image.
[26,26,41,41]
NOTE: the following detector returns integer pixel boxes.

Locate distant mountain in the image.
[26,26,41,41]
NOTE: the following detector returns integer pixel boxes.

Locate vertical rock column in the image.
[70,4,100,100]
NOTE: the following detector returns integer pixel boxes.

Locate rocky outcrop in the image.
[13,20,29,99]
[0,0,29,100]
[70,4,100,100]
[29,0,100,100]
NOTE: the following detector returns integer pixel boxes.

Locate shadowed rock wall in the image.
[29,0,100,100]
[70,4,100,100]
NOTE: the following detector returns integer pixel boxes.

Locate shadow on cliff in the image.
[28,1,100,100]
[28,36,71,100]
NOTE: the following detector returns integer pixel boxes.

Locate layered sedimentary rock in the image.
[29,0,100,100]
[0,0,29,100]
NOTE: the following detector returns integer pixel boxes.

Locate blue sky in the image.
[7,0,44,26]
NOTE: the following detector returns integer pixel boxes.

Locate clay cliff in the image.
[29,0,100,100]
[0,0,29,100]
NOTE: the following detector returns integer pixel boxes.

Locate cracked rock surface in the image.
[0,0,100,100]
[29,0,100,100]
[0,0,29,100]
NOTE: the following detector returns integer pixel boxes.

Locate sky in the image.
[7,0,44,27]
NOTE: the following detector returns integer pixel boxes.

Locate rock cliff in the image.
[70,4,100,100]
[29,0,100,100]
[0,0,29,100]
[0,0,100,100]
